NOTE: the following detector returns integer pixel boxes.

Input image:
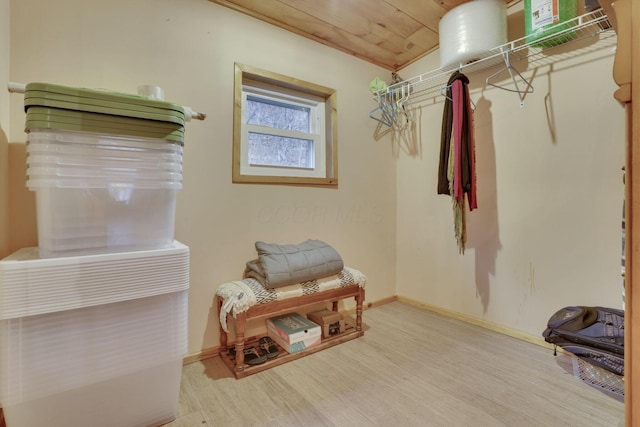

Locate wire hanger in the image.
[485,49,534,107]
[440,86,452,101]
[440,84,477,111]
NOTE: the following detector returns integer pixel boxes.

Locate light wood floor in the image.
[166,301,624,427]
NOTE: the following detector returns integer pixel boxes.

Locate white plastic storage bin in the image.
[28,183,179,258]
[0,243,189,427]
[25,129,183,258]
[26,128,184,157]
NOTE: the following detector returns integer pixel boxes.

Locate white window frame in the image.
[233,63,338,186]
[241,84,325,178]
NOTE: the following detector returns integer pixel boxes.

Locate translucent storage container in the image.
[26,143,183,162]
[26,128,184,157]
[0,243,190,427]
[27,153,183,172]
[27,166,183,181]
[28,183,179,258]
[25,129,183,258]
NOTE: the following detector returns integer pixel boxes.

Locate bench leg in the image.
[355,288,364,332]
[235,312,247,373]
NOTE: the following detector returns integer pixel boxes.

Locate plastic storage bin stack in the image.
[23,82,186,258]
[26,129,183,257]
[0,244,190,427]
[0,82,190,427]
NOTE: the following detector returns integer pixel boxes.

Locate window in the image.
[233,63,338,186]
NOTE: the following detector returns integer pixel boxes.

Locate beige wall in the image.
[0,0,9,260]
[8,0,397,355]
[395,4,625,340]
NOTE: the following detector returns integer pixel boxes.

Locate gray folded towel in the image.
[244,239,344,289]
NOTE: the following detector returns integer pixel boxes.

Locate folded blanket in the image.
[244,239,344,289]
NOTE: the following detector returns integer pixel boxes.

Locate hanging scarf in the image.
[438,71,477,253]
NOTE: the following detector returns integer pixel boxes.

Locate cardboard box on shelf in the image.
[307,309,345,338]
[267,312,321,354]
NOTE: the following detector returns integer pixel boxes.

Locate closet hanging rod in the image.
[7,81,207,121]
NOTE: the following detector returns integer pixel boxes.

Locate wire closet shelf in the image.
[374,8,615,106]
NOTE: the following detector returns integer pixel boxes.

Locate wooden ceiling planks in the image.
[209,0,508,71]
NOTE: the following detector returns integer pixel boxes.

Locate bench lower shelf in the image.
[220,317,362,379]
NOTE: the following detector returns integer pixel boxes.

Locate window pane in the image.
[248,132,314,168]
[246,95,311,133]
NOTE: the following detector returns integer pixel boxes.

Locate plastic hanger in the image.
[393,83,414,131]
[369,93,395,127]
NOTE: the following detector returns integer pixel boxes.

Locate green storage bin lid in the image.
[25,96,185,126]
[26,107,183,132]
[25,90,185,120]
[26,108,184,144]
[24,82,185,125]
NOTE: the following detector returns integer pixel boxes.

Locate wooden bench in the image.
[216,269,365,379]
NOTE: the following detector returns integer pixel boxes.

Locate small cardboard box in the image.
[267,312,321,354]
[307,309,345,338]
